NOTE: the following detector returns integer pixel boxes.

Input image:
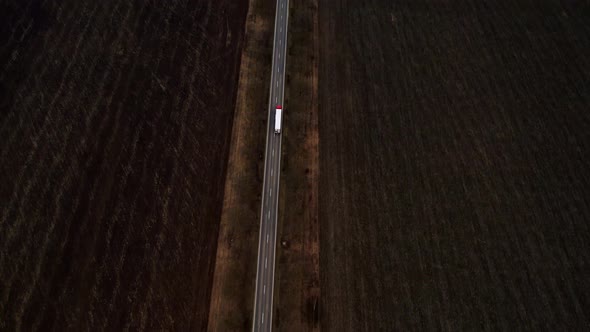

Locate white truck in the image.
[274,105,282,134]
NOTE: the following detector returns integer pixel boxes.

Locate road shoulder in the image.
[207,0,275,330]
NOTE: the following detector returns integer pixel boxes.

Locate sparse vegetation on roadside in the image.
[207,0,275,330]
[275,0,320,330]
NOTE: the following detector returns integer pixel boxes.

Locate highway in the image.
[251,0,289,330]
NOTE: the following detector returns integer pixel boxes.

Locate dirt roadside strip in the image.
[274,0,320,329]
[207,0,274,330]
[208,0,319,330]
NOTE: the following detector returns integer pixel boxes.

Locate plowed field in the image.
[0,0,247,330]
[319,1,590,330]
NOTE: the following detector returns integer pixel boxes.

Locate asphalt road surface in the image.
[252,0,289,330]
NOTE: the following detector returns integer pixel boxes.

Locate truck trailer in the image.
[274,105,282,134]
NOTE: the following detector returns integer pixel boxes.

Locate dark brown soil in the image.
[319,1,590,330]
[0,0,247,330]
